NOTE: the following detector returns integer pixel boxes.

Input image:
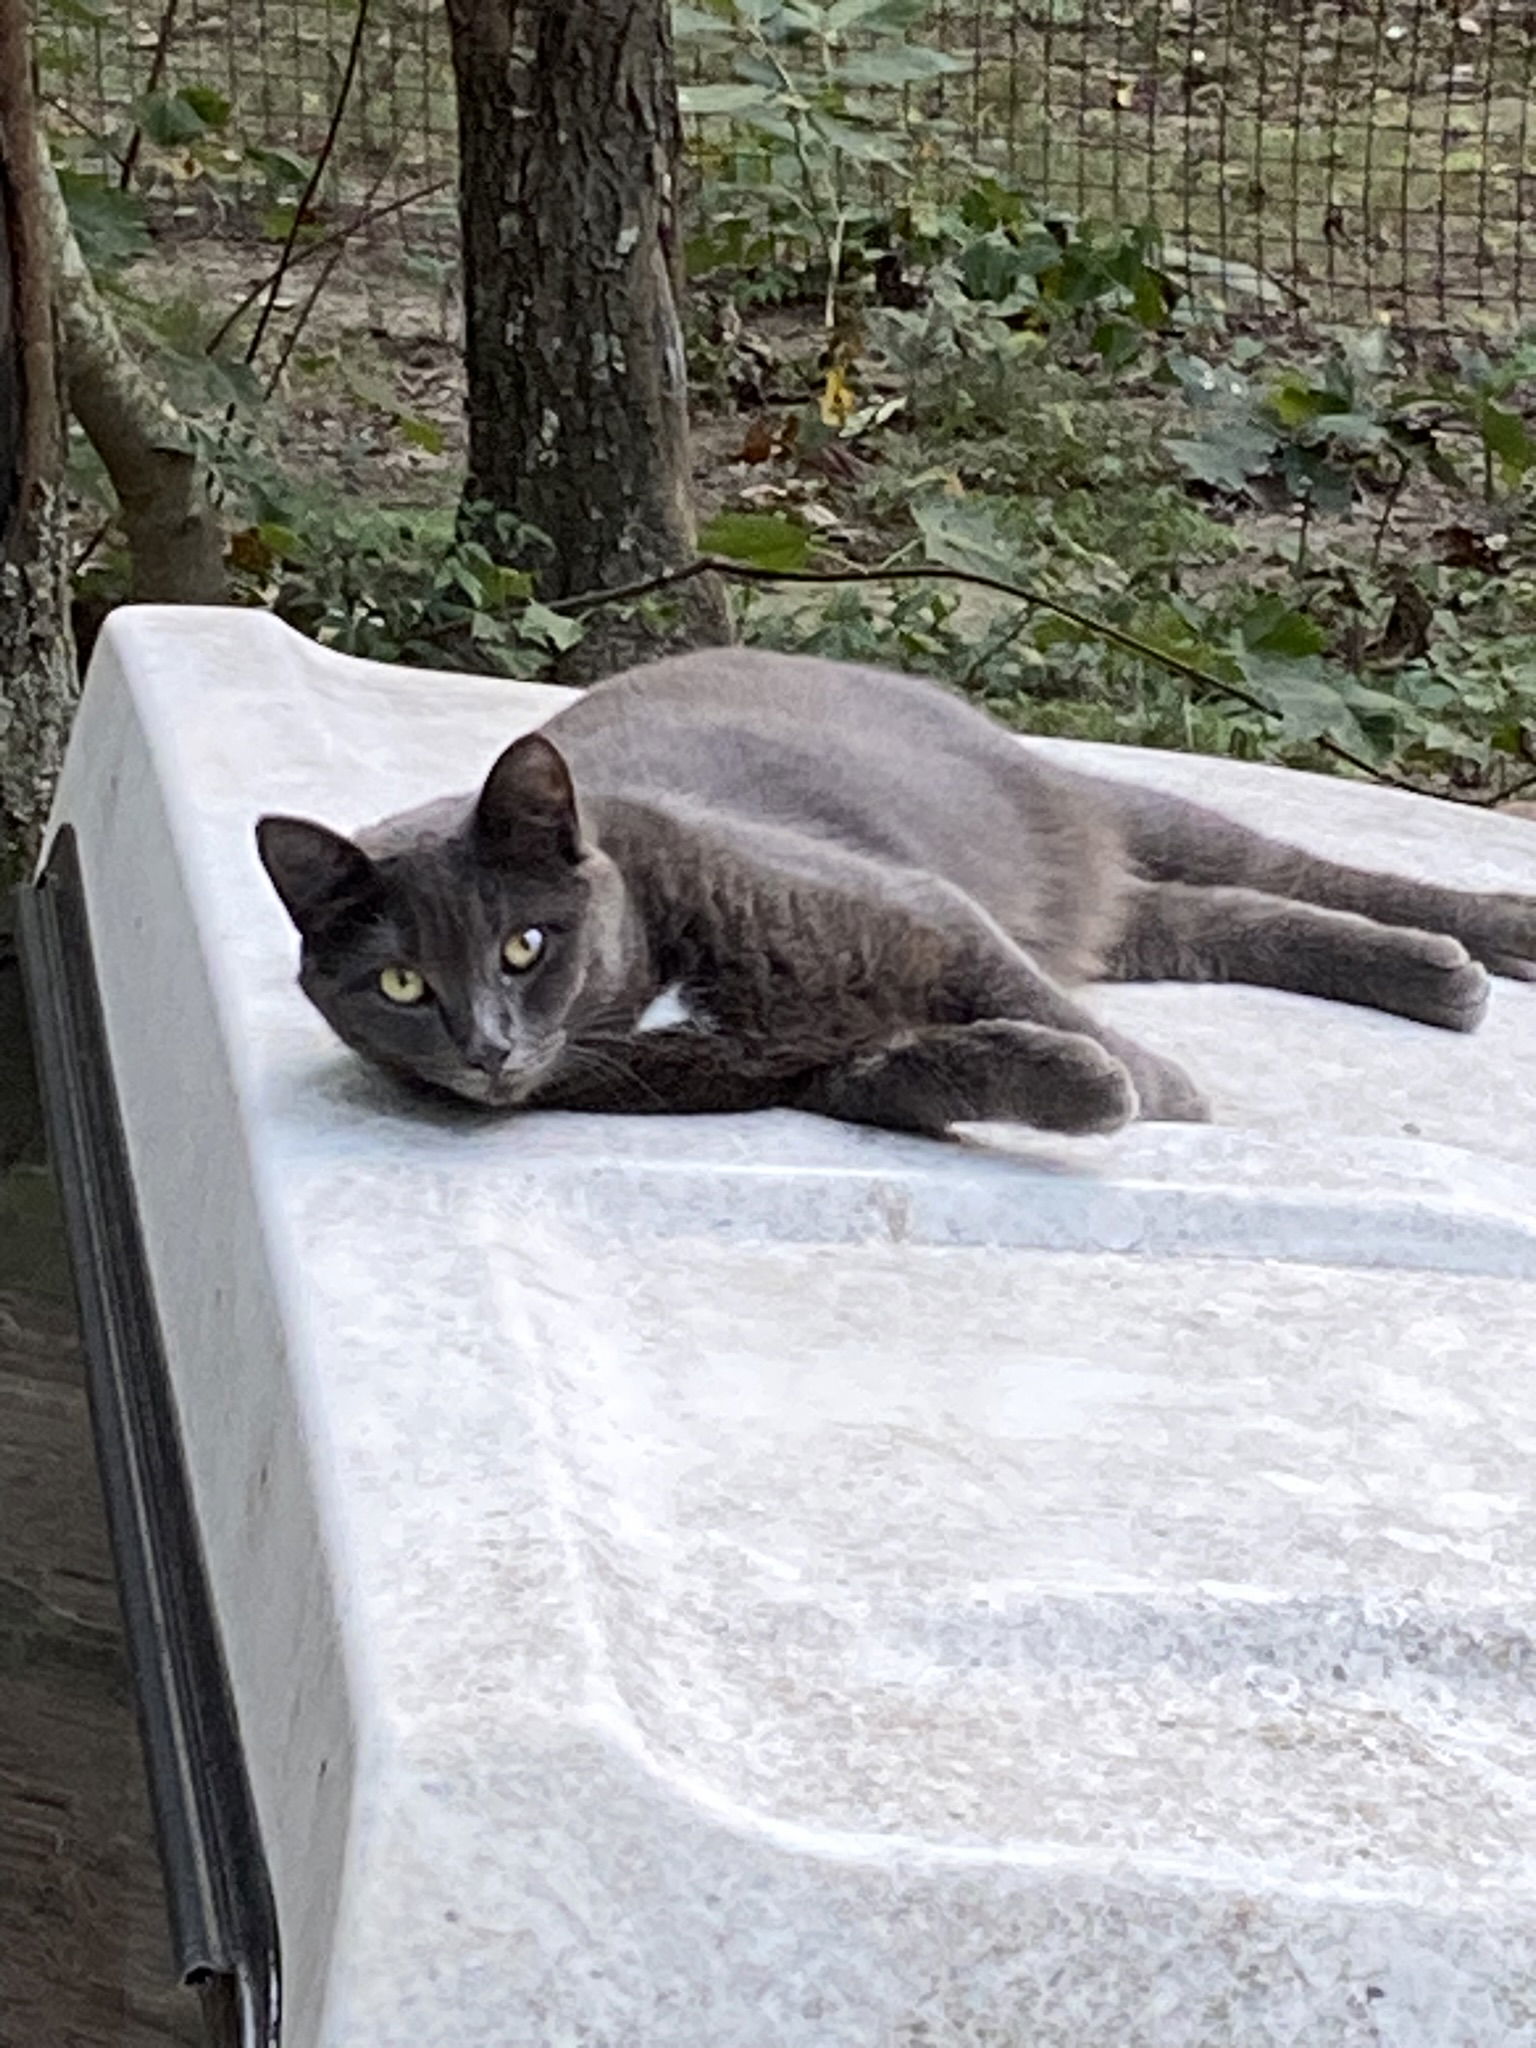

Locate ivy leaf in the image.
[55,169,152,271]
[804,108,911,167]
[180,83,233,130]
[832,47,969,87]
[677,83,778,117]
[1234,649,1368,748]
[913,493,1024,582]
[520,601,583,652]
[1237,597,1327,660]
[1280,445,1356,514]
[246,143,315,191]
[959,178,1027,233]
[1479,400,1536,486]
[133,88,211,147]
[672,3,728,31]
[699,510,812,571]
[825,0,931,28]
[1166,420,1276,494]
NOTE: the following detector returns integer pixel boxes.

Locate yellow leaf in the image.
[819,363,857,428]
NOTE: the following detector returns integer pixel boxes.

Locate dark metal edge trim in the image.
[14,828,282,2048]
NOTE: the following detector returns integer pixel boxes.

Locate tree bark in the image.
[445,0,730,678]
[0,0,76,883]
[39,142,226,608]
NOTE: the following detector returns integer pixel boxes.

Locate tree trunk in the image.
[0,0,76,884]
[445,0,730,678]
[39,142,226,608]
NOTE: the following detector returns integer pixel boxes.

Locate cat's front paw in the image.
[969,1022,1140,1135]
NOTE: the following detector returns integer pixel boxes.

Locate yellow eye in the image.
[502,927,546,974]
[379,965,428,1005]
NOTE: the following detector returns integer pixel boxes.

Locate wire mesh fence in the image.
[33,0,1536,334]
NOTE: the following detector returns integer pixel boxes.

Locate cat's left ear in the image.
[474,732,584,868]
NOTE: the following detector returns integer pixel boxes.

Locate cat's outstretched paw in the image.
[1452,891,1536,982]
[1365,929,1489,1032]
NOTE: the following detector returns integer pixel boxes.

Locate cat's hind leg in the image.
[1104,878,1489,1030]
[1101,777,1536,979]
[795,1021,1139,1138]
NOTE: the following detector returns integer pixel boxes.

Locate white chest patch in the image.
[633,982,698,1034]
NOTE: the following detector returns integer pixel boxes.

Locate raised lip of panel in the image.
[15,828,282,2048]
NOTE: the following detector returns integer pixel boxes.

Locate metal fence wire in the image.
[33,0,1536,335]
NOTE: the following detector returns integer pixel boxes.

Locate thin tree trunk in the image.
[39,142,226,607]
[445,0,730,678]
[0,0,76,883]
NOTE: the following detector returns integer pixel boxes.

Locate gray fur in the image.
[255,648,1536,1138]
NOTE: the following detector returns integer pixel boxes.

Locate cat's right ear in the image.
[255,816,379,935]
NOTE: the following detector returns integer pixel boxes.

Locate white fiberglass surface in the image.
[465,1202,1536,1889]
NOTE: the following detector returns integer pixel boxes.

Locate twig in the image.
[1371,449,1409,567]
[262,155,397,399]
[118,0,182,190]
[546,554,1474,801]
[202,178,451,358]
[243,0,373,370]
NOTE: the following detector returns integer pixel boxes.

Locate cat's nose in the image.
[464,1037,514,1077]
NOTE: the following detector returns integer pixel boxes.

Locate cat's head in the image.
[256,732,628,1107]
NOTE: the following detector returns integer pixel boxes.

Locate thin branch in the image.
[548,553,1491,803]
[243,0,373,369]
[119,0,183,189]
[202,177,451,358]
[262,155,397,398]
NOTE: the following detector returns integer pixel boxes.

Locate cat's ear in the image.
[474,732,583,867]
[256,815,380,934]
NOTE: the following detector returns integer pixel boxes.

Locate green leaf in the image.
[1280,445,1356,514]
[959,178,1027,233]
[1479,400,1536,485]
[55,169,152,271]
[1237,597,1327,660]
[1266,374,1347,429]
[672,2,729,31]
[1166,421,1276,494]
[179,83,232,130]
[826,0,931,28]
[246,143,315,191]
[832,47,969,87]
[804,109,911,166]
[1091,316,1146,374]
[912,494,1024,581]
[699,510,812,571]
[520,600,584,651]
[678,83,778,116]
[959,229,1027,303]
[133,88,210,147]
[1234,650,1368,747]
[256,522,304,562]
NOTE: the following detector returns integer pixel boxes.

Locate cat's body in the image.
[257,649,1536,1138]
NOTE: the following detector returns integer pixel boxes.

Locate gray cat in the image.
[256,648,1536,1138]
